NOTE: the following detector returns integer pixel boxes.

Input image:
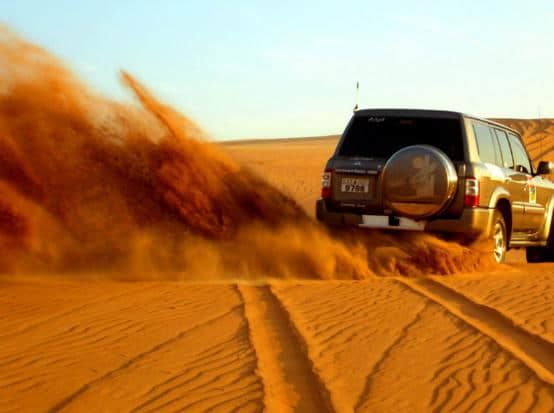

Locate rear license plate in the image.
[341,177,370,193]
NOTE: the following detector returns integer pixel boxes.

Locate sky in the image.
[2,1,554,140]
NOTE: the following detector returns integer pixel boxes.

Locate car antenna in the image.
[538,105,543,160]
[353,81,359,112]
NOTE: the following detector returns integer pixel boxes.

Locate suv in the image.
[316,109,554,263]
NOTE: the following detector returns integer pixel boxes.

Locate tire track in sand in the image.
[397,277,554,385]
[271,281,431,412]
[439,273,554,342]
[237,285,334,413]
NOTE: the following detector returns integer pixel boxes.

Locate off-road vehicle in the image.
[316,109,554,263]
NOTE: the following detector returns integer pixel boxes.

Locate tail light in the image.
[321,169,332,199]
[464,178,479,207]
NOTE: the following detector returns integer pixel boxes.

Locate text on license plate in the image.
[341,177,369,193]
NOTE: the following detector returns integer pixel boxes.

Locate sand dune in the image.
[494,118,554,163]
[2,109,554,411]
[0,281,263,412]
[3,28,554,413]
[2,119,554,413]
[224,136,338,215]
[2,276,554,412]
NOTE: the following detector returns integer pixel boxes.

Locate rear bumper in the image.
[315,199,494,237]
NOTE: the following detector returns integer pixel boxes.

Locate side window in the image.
[507,133,532,174]
[473,121,498,165]
[494,129,513,169]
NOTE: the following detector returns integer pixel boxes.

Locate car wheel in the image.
[526,246,547,263]
[492,210,507,263]
[526,212,554,263]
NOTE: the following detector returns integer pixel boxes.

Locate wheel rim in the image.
[493,222,505,262]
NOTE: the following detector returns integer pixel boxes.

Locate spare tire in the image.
[381,145,458,219]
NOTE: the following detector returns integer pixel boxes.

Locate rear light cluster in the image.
[464,177,480,207]
[321,169,332,199]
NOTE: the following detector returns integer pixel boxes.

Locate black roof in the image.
[354,108,520,135]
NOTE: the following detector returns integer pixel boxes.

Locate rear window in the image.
[337,115,464,161]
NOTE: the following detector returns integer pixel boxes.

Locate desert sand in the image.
[1,134,554,412]
[2,29,554,412]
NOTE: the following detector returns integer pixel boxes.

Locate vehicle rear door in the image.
[506,132,546,232]
[330,158,381,211]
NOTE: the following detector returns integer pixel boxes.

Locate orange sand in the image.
[2,134,554,412]
[2,271,554,412]
[2,27,554,412]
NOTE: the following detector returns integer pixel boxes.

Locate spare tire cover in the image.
[382,145,458,219]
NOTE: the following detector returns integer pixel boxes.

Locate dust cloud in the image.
[0,28,496,279]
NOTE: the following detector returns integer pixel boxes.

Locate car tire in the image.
[526,214,554,263]
[526,246,549,263]
[492,210,507,263]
